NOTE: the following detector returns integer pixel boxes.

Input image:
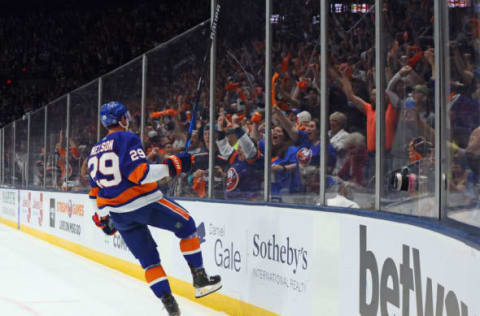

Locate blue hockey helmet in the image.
[100,101,130,128]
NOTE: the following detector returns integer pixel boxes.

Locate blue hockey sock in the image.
[145,265,171,298]
[180,236,203,269]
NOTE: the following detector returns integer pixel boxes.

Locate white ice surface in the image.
[0,224,226,316]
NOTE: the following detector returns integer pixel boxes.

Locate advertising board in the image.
[0,188,18,224]
[2,190,480,316]
[336,216,480,316]
[19,190,45,229]
[177,202,314,315]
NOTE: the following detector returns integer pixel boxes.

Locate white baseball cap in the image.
[148,130,158,138]
[297,111,311,123]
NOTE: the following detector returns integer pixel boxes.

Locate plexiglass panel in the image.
[45,97,67,190]
[146,22,210,198]
[101,58,142,137]
[14,117,28,187]
[379,0,437,217]
[68,82,99,192]
[3,123,14,186]
[213,0,266,202]
[326,0,376,209]
[28,108,45,189]
[446,2,480,227]
[268,0,321,205]
[2,1,478,234]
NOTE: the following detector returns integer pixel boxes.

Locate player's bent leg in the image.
[117,225,180,315]
[147,198,223,299]
[160,293,180,316]
[176,217,222,298]
[145,264,180,316]
[190,265,223,298]
[150,197,205,269]
[116,224,160,268]
[179,233,203,268]
[144,264,171,299]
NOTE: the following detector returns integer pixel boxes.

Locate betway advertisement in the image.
[0,189,18,223]
[337,216,480,316]
[178,202,314,315]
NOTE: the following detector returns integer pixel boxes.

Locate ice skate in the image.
[161,293,180,316]
[190,266,222,298]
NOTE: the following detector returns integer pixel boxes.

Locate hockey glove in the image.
[92,213,117,236]
[164,153,193,176]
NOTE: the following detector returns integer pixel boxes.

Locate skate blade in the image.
[195,282,222,298]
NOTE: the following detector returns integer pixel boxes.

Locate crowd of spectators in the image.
[0,0,209,126]
[139,0,479,211]
[4,0,480,217]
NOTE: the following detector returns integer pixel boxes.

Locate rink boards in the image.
[0,188,479,316]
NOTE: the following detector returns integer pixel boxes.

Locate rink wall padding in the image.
[1,188,480,316]
[0,216,17,229]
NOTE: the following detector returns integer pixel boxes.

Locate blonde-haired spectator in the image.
[337,132,368,186]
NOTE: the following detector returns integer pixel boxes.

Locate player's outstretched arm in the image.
[139,164,171,184]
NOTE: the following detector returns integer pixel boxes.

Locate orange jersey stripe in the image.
[89,187,99,198]
[128,163,148,184]
[97,182,158,208]
[180,236,201,253]
[145,265,166,283]
[158,198,190,220]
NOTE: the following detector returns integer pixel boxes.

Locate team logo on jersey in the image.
[225,167,239,192]
[297,147,313,166]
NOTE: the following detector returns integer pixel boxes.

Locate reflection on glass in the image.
[102,58,142,138]
[45,99,67,190]
[212,0,266,202]
[68,83,99,192]
[15,118,28,187]
[3,124,14,185]
[269,0,321,205]
[447,2,480,227]
[146,22,210,198]
[325,0,375,209]
[379,0,436,217]
[28,109,45,189]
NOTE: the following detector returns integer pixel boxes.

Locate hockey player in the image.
[88,101,221,316]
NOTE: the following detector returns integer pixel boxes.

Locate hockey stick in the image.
[184,2,221,153]
[226,49,256,93]
[166,2,220,197]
